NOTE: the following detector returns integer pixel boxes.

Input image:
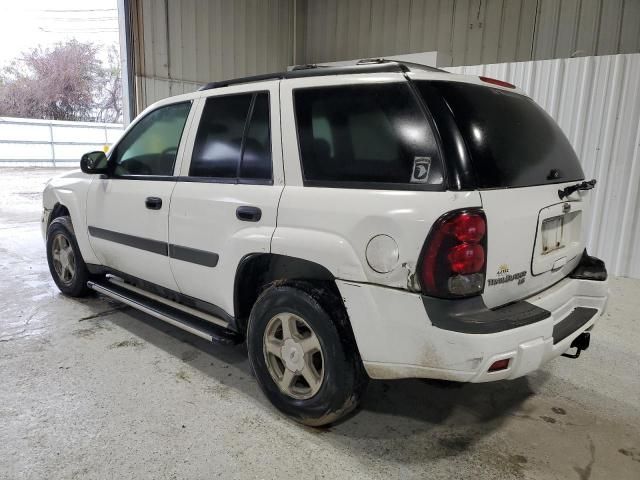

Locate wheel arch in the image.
[49,203,71,228]
[233,253,342,334]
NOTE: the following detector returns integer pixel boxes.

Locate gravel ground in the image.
[1,168,639,480]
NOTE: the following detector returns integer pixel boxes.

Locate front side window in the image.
[189,92,272,181]
[112,102,191,176]
[294,82,443,188]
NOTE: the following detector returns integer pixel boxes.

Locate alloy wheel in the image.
[263,312,325,400]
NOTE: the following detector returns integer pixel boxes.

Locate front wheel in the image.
[247,284,367,426]
[46,216,91,297]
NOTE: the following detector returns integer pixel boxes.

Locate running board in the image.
[87,279,242,345]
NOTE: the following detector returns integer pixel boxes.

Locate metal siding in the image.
[301,0,640,66]
[132,0,640,106]
[620,0,640,53]
[133,0,294,107]
[446,53,640,278]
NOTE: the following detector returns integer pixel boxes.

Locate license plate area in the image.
[541,216,565,254]
[532,203,583,275]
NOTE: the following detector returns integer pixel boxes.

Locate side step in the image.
[87,279,242,345]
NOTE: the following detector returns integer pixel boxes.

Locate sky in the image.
[0,0,120,67]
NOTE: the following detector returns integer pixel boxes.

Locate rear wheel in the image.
[46,216,91,297]
[247,283,367,426]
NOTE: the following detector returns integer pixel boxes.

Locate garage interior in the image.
[2,0,640,479]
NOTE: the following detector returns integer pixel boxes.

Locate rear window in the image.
[294,82,443,189]
[416,81,584,188]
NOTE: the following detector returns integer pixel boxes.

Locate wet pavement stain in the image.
[619,448,640,463]
[181,350,200,362]
[108,339,144,349]
[78,306,130,322]
[574,437,596,480]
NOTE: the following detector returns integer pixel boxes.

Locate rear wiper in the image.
[558,179,596,200]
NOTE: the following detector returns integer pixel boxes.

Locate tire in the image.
[247,282,368,426]
[46,216,91,297]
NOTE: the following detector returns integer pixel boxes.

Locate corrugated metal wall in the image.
[304,0,640,67]
[130,0,640,109]
[132,0,296,107]
[447,54,640,279]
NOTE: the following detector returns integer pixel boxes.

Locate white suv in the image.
[42,60,609,426]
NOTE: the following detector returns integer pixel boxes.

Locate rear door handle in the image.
[236,206,262,222]
[145,197,162,210]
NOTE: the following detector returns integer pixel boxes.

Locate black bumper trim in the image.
[552,307,598,344]
[422,295,551,334]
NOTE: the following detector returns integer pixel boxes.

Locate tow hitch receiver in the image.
[562,332,590,359]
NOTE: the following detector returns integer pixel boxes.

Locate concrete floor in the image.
[1,168,639,480]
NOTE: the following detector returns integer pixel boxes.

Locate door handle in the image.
[236,206,262,222]
[145,197,162,210]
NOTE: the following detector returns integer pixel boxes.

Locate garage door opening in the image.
[0,0,129,167]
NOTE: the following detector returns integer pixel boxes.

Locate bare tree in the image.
[0,40,123,123]
[93,45,122,123]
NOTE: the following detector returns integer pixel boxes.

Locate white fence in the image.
[0,117,124,167]
[447,53,640,279]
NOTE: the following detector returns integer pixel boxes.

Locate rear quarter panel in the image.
[273,188,482,287]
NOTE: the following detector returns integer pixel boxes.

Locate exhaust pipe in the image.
[561,332,590,359]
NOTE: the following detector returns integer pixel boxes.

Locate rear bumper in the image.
[338,275,608,382]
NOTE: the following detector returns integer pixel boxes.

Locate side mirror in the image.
[80,151,108,174]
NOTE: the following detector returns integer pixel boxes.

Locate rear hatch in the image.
[416,79,591,309]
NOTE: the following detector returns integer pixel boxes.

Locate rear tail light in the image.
[479,76,516,89]
[419,209,487,298]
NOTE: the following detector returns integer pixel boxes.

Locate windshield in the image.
[415,81,585,188]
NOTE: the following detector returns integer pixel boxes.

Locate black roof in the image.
[197,58,447,91]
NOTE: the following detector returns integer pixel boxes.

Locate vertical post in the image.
[49,123,56,168]
[118,0,135,124]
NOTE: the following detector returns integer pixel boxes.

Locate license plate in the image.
[541,216,565,254]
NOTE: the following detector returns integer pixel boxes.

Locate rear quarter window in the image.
[417,81,584,188]
[293,82,443,189]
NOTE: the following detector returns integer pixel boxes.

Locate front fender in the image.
[42,170,99,264]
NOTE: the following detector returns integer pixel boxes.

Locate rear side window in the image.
[294,83,443,189]
[240,93,272,180]
[189,92,272,181]
[417,81,584,188]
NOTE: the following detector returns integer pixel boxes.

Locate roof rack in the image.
[197,58,447,91]
[198,72,285,91]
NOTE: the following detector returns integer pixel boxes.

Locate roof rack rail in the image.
[356,58,387,65]
[290,64,325,71]
[197,72,284,91]
[197,58,448,91]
